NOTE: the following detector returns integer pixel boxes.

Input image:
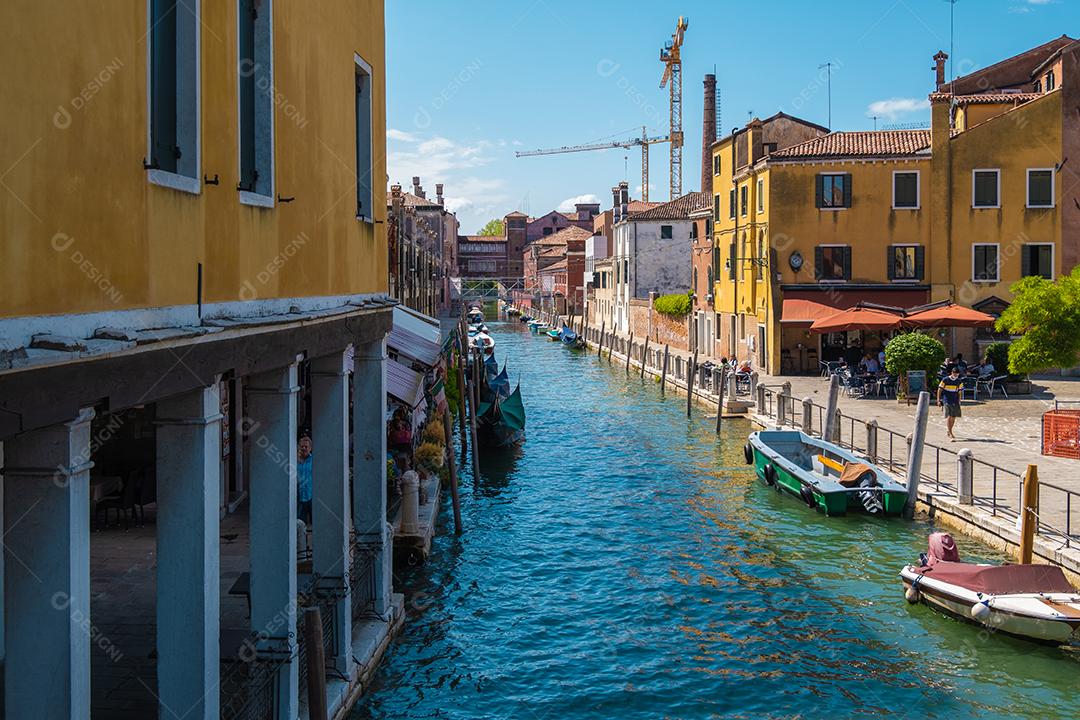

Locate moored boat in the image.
[546,328,561,341]
[477,384,526,446]
[559,326,578,345]
[744,429,908,515]
[901,533,1080,645]
[467,308,484,324]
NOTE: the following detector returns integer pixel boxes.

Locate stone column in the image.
[155,385,222,720]
[4,408,94,720]
[353,338,392,618]
[309,350,353,675]
[956,449,974,504]
[246,364,299,720]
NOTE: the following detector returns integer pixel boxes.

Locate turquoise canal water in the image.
[355,320,1077,720]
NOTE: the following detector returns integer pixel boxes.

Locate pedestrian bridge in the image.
[452,277,527,303]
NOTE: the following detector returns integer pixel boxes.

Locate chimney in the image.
[391,184,403,213]
[933,51,949,90]
[701,74,717,195]
[619,181,629,221]
[436,183,444,206]
[748,117,764,165]
[612,185,622,223]
[412,176,424,198]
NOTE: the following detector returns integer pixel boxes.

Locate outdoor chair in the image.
[961,376,979,402]
[95,473,142,530]
[839,370,866,398]
[977,374,1009,399]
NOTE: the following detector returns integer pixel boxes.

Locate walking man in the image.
[937,366,963,440]
[297,434,313,525]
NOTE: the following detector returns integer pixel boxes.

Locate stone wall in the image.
[627,298,690,351]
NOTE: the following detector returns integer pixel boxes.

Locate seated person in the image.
[877,348,886,368]
[953,353,968,373]
[859,353,880,375]
[738,359,752,374]
[977,358,996,378]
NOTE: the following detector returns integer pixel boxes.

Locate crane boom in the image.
[659,16,688,199]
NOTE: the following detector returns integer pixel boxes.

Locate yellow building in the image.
[0,3,400,718]
[712,37,1080,375]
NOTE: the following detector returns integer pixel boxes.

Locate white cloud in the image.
[866,97,930,121]
[388,135,494,181]
[387,128,420,142]
[557,194,600,212]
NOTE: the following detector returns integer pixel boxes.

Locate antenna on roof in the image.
[882,121,931,130]
[945,0,959,91]
[872,115,879,131]
[818,62,834,129]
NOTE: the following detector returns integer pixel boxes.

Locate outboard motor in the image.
[854,474,883,515]
[925,532,960,566]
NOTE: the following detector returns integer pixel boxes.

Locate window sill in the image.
[239,191,275,208]
[971,278,1000,284]
[356,214,375,225]
[148,170,200,195]
[891,205,920,211]
[971,205,1000,210]
[818,279,848,284]
[818,207,848,212]
[891,278,921,284]
[1025,204,1055,210]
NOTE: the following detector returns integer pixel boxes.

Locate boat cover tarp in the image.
[838,462,876,487]
[913,561,1076,595]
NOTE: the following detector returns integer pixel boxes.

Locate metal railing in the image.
[757,385,1079,548]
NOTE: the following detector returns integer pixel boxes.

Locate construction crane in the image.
[660,16,688,199]
[514,127,670,202]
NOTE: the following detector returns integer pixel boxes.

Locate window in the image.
[764,142,778,154]
[756,178,764,213]
[148,0,200,192]
[355,55,373,219]
[728,189,736,219]
[1034,79,1042,93]
[740,185,748,216]
[1027,169,1054,208]
[892,171,919,209]
[815,245,850,281]
[972,169,1000,208]
[542,227,553,236]
[690,222,698,240]
[238,0,273,203]
[972,244,999,282]
[693,267,698,295]
[888,245,923,281]
[1047,70,1056,91]
[660,225,673,239]
[815,173,851,209]
[728,241,737,280]
[757,233,765,280]
[713,155,721,176]
[713,194,720,222]
[1021,243,1053,279]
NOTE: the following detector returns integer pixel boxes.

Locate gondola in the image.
[477,384,526,447]
[559,325,578,345]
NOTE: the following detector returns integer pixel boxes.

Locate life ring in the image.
[743,442,754,465]
[799,484,817,509]
[763,463,777,486]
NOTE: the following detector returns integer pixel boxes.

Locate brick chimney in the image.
[435,183,444,206]
[748,117,764,165]
[933,51,949,90]
[412,176,424,198]
[619,181,629,221]
[701,74,716,195]
[611,185,622,223]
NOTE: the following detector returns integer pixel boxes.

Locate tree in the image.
[477,218,504,237]
[995,267,1080,375]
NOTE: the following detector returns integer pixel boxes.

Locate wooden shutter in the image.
[842,174,853,208]
[729,241,737,279]
[814,246,824,280]
[842,247,852,280]
[815,175,824,208]
[1021,246,1031,277]
[915,246,925,281]
[887,246,896,280]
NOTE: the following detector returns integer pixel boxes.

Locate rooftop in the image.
[626,192,709,221]
[460,234,506,243]
[533,225,591,247]
[930,91,1044,105]
[769,130,931,160]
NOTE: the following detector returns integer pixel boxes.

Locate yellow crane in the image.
[660,16,688,199]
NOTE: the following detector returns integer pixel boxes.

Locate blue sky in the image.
[386,0,1074,233]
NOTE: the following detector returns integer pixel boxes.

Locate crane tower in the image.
[660,16,688,199]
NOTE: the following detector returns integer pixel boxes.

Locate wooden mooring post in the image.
[903,391,930,520]
[640,336,650,379]
[626,333,634,372]
[687,350,698,418]
[1019,464,1040,564]
[715,367,726,434]
[443,404,462,534]
[303,606,328,720]
[597,321,605,358]
[660,344,670,394]
[469,354,481,480]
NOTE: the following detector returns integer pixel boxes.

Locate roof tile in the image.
[769,130,931,160]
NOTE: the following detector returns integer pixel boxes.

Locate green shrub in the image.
[884,332,946,396]
[985,342,1021,381]
[653,293,691,317]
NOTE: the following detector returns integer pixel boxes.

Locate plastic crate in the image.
[1042,409,1080,460]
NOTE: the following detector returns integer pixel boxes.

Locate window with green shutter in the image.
[815,246,850,281]
[1021,243,1053,279]
[816,173,851,209]
[888,245,923,281]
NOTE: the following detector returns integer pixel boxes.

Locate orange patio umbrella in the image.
[810,306,905,334]
[904,303,995,329]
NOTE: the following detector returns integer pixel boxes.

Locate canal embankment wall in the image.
[541,310,1080,586]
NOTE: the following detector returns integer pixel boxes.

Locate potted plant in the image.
[884,332,946,401]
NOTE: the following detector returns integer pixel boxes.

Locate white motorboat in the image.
[901,533,1080,645]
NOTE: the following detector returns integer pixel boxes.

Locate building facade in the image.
[711,39,1079,375]
[0,2,399,718]
[389,177,458,316]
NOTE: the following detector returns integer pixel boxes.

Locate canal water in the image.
[355,320,1077,720]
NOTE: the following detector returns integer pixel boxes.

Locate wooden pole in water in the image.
[456,326,467,448]
[443,404,462,534]
[303,606,328,720]
[607,333,614,362]
[823,374,841,440]
[903,391,931,520]
[640,336,650,379]
[687,350,698,418]
[626,332,634,372]
[1019,464,1040,564]
[598,321,606,358]
[469,355,481,480]
[660,344,670,394]
[715,366,726,434]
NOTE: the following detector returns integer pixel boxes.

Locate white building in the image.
[612,192,708,334]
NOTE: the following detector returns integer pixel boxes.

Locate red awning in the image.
[904,303,996,329]
[810,307,906,334]
[780,299,842,324]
